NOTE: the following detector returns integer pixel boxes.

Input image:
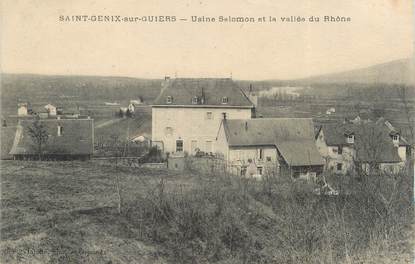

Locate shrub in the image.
[123,169,413,263]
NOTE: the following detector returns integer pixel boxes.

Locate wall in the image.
[228,146,278,176]
[18,106,27,116]
[215,122,229,160]
[398,146,407,162]
[152,106,252,154]
[315,130,354,174]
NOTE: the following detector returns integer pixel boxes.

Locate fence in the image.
[184,156,242,176]
[92,156,166,169]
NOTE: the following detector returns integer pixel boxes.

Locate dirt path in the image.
[95,118,122,129]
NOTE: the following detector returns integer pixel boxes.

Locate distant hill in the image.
[1,58,413,110]
[0,73,163,109]
[295,58,414,85]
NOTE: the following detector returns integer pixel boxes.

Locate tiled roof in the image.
[9,118,93,156]
[222,118,325,166]
[153,78,254,107]
[277,140,325,166]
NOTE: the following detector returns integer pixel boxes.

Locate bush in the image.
[123,169,413,263]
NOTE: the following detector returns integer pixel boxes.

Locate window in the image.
[266,156,272,162]
[338,146,343,155]
[221,97,228,104]
[258,167,263,175]
[206,112,213,120]
[57,125,63,136]
[258,149,264,160]
[337,163,343,171]
[166,96,173,104]
[176,140,183,152]
[192,97,198,104]
[392,135,399,142]
[332,147,338,154]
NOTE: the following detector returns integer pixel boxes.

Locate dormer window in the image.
[192,96,199,104]
[221,97,228,104]
[392,134,399,144]
[346,134,354,144]
[166,96,173,104]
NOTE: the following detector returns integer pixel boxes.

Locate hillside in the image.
[0,74,163,116]
[294,58,414,85]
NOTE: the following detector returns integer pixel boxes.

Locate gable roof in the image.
[318,121,406,163]
[9,118,94,156]
[153,78,254,107]
[222,118,324,166]
[277,140,325,166]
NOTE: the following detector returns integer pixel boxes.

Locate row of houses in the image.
[9,77,411,179]
[151,78,411,178]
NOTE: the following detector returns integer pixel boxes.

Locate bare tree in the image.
[27,118,49,161]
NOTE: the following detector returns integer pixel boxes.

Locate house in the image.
[44,104,57,116]
[151,77,256,154]
[216,118,325,179]
[9,117,94,160]
[18,102,32,116]
[128,103,135,113]
[315,119,410,174]
[326,107,335,115]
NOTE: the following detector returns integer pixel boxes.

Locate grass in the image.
[0,160,189,263]
[1,126,17,159]
[1,161,413,263]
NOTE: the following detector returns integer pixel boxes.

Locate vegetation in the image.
[1,160,412,263]
[27,118,49,160]
[124,168,413,263]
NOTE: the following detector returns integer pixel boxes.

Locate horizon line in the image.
[1,56,412,82]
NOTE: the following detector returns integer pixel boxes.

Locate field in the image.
[1,160,413,263]
[0,160,191,263]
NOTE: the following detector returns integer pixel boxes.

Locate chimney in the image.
[200,87,205,104]
[162,76,171,88]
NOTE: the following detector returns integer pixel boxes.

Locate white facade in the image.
[128,103,135,113]
[152,106,252,154]
[18,105,28,116]
[44,104,57,116]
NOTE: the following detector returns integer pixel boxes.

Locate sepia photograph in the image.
[1,0,414,263]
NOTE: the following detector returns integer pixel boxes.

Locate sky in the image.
[1,0,413,80]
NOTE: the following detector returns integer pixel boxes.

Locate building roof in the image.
[153,78,254,107]
[277,140,326,166]
[222,118,325,166]
[9,118,94,156]
[318,121,406,163]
